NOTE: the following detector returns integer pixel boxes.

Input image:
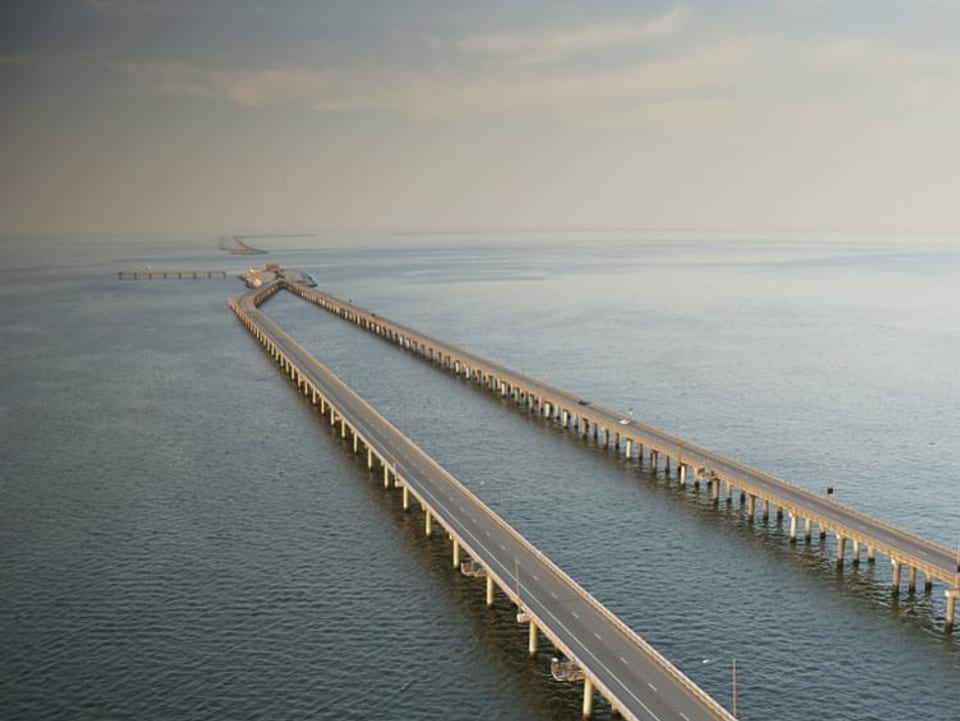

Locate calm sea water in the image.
[2,232,959,720]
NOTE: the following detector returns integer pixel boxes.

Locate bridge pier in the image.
[836,535,846,566]
[486,576,495,607]
[453,538,461,569]
[367,447,373,469]
[789,513,798,543]
[425,509,433,538]
[582,677,594,719]
[851,540,861,566]
[679,464,686,487]
[891,559,902,591]
[383,465,391,488]
[867,546,876,563]
[625,438,632,458]
[528,620,538,657]
[946,590,957,632]
[908,566,917,593]
[762,499,770,521]
[747,494,756,521]
[804,518,812,542]
[402,485,410,511]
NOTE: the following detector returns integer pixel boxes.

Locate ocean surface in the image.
[2,231,959,720]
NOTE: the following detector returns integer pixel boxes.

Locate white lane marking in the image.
[571,611,579,619]
[680,713,690,721]
[485,530,491,537]
[620,656,629,665]
[532,574,539,581]
[550,591,558,599]
[593,632,602,640]
[500,544,507,551]
[647,682,658,692]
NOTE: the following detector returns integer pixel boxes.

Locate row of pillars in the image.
[279,296,605,714]
[275,288,960,632]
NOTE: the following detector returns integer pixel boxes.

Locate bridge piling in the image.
[528,620,538,656]
[946,590,957,631]
[891,559,902,591]
[425,509,433,537]
[582,677,594,718]
[486,576,495,607]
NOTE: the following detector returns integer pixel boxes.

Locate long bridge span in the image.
[277,280,960,631]
[230,281,737,721]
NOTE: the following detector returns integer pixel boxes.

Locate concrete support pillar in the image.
[747,495,756,520]
[711,480,720,503]
[383,465,390,489]
[528,621,538,657]
[789,513,798,543]
[341,419,347,438]
[453,538,461,569]
[777,507,784,521]
[650,450,658,471]
[664,456,671,475]
[891,559,902,591]
[945,590,957,632]
[762,499,770,522]
[625,439,633,458]
[867,547,876,563]
[562,410,569,426]
[583,677,594,719]
[367,448,373,469]
[804,518,813,542]
[908,566,917,592]
[835,535,846,566]
[679,464,687,487]
[924,571,933,592]
[330,410,336,426]
[851,540,861,566]
[353,434,359,453]
[425,509,433,538]
[726,482,734,504]
[486,576,495,607]
[402,485,410,511]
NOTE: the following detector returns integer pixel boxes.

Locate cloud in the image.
[84,0,190,16]
[119,23,960,132]
[120,63,336,106]
[457,6,690,65]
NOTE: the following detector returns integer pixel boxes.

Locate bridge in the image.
[117,269,228,280]
[277,280,960,632]
[230,281,738,721]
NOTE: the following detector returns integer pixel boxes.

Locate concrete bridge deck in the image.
[230,281,737,721]
[280,280,960,631]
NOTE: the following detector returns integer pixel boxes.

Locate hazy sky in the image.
[2,1,959,235]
